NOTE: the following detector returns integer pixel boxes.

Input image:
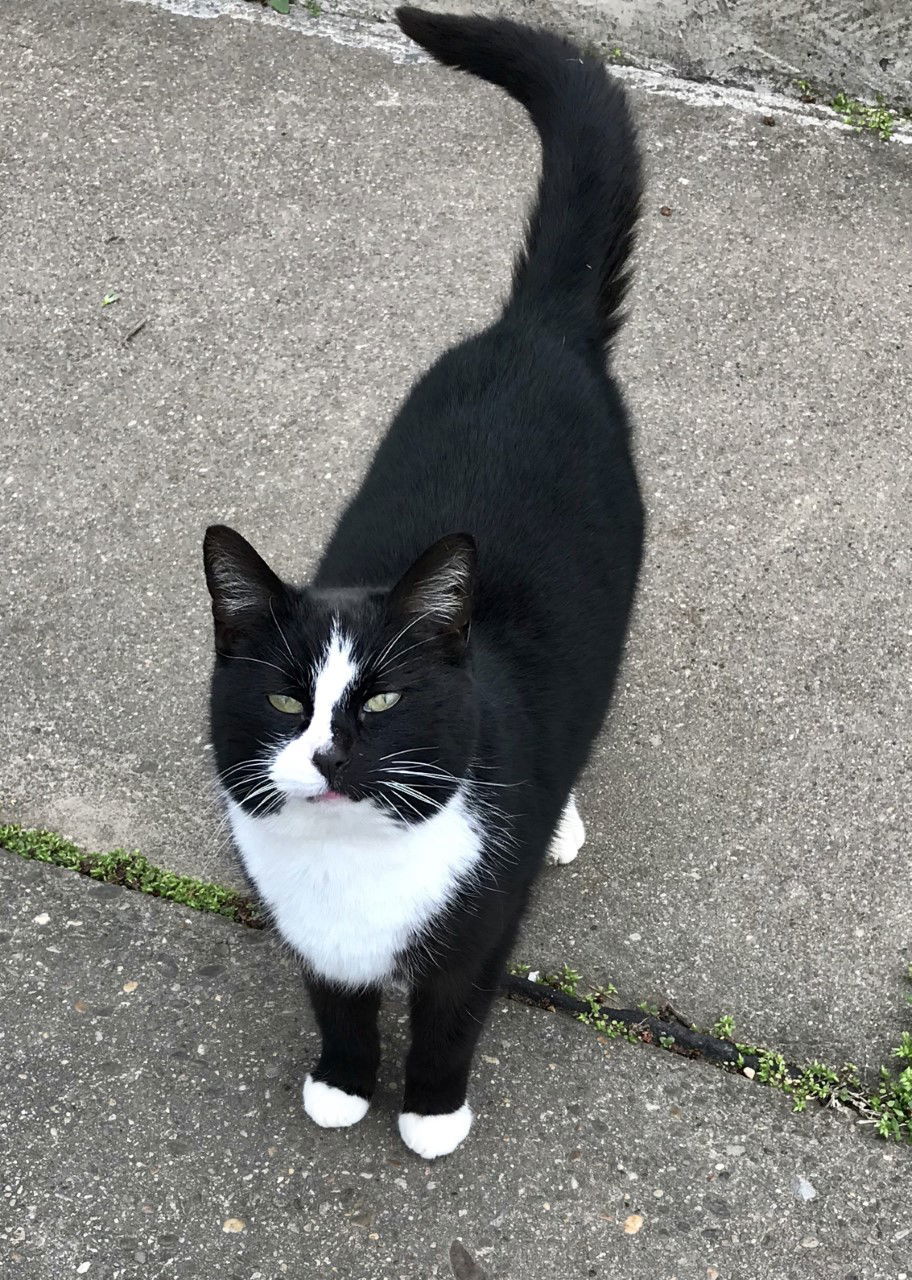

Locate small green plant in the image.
[870,1033,912,1141]
[713,1014,736,1039]
[831,92,896,141]
[305,0,322,14]
[268,0,290,14]
[576,998,641,1044]
[538,964,583,997]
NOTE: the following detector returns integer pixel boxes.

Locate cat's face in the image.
[203,526,478,827]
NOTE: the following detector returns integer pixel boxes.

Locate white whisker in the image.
[215,650,294,681]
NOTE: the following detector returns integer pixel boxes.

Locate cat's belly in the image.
[226,790,482,987]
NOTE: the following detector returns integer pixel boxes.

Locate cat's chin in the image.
[279,792,358,815]
[259,791,404,840]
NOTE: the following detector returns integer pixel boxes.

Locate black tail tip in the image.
[396,6,436,44]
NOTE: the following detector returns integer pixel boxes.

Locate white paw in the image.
[398,1104,473,1159]
[302,1074,370,1128]
[546,793,585,865]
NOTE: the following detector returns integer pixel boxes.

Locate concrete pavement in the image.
[4,852,911,1278]
[327,0,912,110]
[0,0,910,1171]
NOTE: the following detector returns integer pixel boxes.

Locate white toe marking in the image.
[302,1074,370,1128]
[398,1104,473,1159]
[546,792,586,865]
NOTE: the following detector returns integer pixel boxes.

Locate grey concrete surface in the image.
[326,0,912,109]
[1,0,911,1076]
[4,852,911,1278]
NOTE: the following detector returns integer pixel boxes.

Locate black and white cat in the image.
[203,7,643,1159]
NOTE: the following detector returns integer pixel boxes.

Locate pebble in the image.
[792,1176,817,1201]
[222,1218,246,1233]
[32,913,50,926]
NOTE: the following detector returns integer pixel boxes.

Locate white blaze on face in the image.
[270,628,358,797]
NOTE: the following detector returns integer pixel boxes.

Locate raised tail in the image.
[396,6,641,351]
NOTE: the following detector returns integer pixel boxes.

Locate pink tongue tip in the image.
[315,789,345,802]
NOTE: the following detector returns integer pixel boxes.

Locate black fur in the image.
[204,9,644,1132]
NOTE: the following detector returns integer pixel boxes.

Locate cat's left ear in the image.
[203,524,286,645]
[387,533,476,641]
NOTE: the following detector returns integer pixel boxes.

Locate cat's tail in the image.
[396,6,641,350]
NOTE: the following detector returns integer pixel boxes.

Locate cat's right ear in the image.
[203,525,285,646]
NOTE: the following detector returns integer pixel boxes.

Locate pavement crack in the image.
[3,820,910,1145]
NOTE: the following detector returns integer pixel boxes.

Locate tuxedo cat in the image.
[203,6,643,1159]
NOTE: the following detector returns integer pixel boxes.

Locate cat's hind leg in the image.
[546,792,586,866]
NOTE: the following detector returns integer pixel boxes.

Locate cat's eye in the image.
[268,693,305,715]
[363,691,401,714]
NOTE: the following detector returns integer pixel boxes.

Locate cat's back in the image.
[319,318,642,597]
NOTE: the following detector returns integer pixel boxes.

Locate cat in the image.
[203,6,643,1160]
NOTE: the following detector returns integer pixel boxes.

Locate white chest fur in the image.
[227,790,482,987]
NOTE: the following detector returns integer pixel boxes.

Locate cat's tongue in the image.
[313,789,346,803]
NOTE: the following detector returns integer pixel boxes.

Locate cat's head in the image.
[203,525,478,827]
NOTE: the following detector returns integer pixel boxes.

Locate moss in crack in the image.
[577,996,641,1045]
[713,1014,737,1040]
[6,824,910,1144]
[0,823,264,928]
[831,92,897,141]
[514,962,603,999]
[871,1032,912,1141]
[540,964,584,997]
[795,79,904,139]
[530,963,912,1145]
[254,0,322,14]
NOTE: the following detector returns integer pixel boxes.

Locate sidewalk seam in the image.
[4,821,909,1146]
[123,0,912,145]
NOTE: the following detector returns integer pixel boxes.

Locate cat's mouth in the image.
[269,777,356,805]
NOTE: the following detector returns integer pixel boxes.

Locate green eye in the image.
[268,693,305,715]
[363,691,401,714]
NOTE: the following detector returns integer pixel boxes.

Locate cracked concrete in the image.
[4,5,910,1273]
[1,0,910,1095]
[320,0,912,108]
[3,851,911,1278]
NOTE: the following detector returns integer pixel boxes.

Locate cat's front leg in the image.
[302,976,381,1128]
[398,952,504,1159]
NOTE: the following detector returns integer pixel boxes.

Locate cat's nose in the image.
[312,742,347,785]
